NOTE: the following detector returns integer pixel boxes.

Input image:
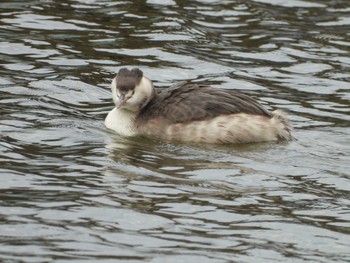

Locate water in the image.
[1,0,349,262]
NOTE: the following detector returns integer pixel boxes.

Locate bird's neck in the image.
[134,77,156,111]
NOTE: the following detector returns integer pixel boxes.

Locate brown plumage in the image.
[105,68,293,144]
[137,82,272,125]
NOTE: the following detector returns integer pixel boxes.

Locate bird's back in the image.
[133,83,291,144]
[136,82,271,125]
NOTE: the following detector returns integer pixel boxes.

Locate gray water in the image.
[1,0,350,262]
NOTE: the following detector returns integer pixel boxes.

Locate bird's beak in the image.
[116,94,127,109]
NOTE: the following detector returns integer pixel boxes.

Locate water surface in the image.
[0,0,350,262]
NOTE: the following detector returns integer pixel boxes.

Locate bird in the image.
[105,68,292,144]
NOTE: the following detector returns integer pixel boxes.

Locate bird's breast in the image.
[105,107,137,136]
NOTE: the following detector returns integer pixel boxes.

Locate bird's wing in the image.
[137,82,271,125]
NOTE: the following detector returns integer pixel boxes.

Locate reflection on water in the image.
[1,0,349,262]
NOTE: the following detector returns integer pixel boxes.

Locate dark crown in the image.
[117,68,143,92]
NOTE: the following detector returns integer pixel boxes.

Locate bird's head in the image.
[111,68,155,112]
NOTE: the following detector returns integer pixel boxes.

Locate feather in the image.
[136,82,271,125]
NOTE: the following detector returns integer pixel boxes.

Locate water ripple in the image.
[0,0,349,262]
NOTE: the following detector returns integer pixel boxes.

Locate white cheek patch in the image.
[111,77,120,106]
[111,77,117,91]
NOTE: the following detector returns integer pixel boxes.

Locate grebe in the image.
[105,68,292,144]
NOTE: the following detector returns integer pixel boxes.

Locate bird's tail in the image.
[271,110,293,141]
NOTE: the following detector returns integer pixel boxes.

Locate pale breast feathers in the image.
[136,82,272,125]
